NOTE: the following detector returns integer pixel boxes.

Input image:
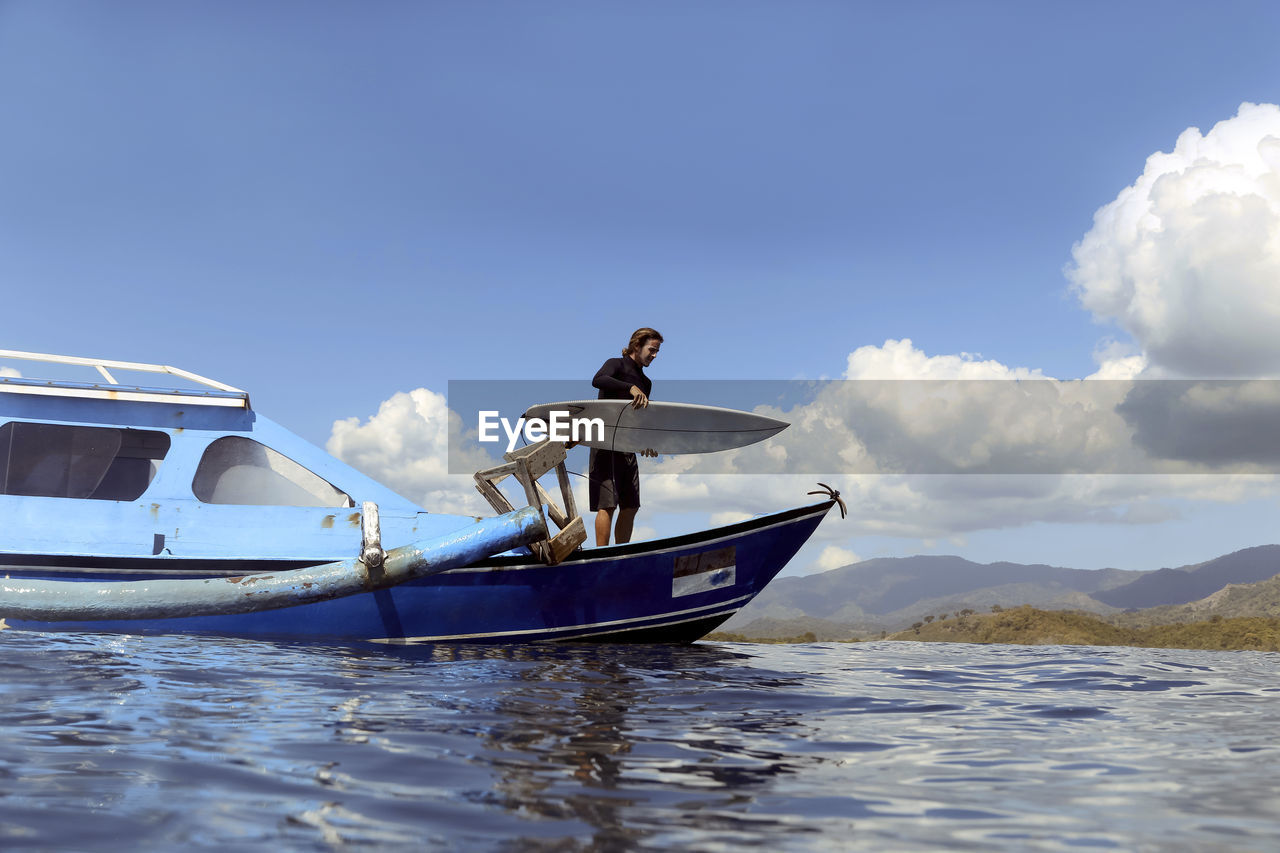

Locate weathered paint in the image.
[0,506,545,621]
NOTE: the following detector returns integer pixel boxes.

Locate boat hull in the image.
[2,502,832,643]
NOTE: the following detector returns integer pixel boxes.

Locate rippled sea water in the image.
[1,632,1278,851]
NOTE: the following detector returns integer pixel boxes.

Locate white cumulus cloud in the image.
[1069,101,1280,377]
[814,545,861,572]
[326,388,492,515]
[846,338,1049,380]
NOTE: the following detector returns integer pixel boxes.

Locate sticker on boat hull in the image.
[672,546,736,597]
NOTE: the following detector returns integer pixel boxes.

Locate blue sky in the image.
[4,2,1280,574]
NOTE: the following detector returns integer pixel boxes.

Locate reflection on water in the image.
[0,633,1277,850]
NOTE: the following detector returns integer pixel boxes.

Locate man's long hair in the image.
[623,327,663,357]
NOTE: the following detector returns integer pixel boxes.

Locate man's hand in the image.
[639,448,658,458]
[629,386,649,409]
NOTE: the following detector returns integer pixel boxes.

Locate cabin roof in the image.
[0,349,250,409]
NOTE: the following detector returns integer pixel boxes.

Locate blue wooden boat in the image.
[0,351,835,643]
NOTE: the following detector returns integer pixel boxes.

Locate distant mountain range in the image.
[1092,545,1280,608]
[721,544,1280,639]
[1113,571,1280,627]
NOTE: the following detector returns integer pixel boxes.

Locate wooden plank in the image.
[503,439,565,482]
[513,459,542,513]
[476,461,520,480]
[535,482,568,529]
[547,516,586,565]
[473,474,515,515]
[555,460,578,520]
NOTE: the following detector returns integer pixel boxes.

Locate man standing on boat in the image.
[589,327,662,546]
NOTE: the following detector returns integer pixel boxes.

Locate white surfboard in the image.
[521,400,789,454]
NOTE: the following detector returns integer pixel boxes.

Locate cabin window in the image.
[0,422,170,501]
[192,436,353,507]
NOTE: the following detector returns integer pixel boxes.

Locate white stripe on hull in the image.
[370,593,753,644]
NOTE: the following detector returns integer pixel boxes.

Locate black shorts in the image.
[588,449,640,511]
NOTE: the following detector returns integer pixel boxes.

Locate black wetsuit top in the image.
[589,355,649,510]
[592,356,651,401]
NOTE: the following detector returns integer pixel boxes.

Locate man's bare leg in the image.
[595,508,615,546]
[615,508,638,544]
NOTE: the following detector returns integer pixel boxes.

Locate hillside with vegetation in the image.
[709,545,1280,651]
[719,554,1141,638]
[717,545,1280,641]
[1111,573,1280,627]
[882,605,1280,652]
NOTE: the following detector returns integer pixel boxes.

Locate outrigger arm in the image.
[0,505,546,623]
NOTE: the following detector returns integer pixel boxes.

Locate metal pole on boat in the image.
[0,506,546,623]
